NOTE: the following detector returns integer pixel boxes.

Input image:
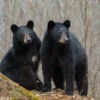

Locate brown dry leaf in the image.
[33,90,95,100]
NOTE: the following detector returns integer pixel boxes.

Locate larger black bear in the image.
[0,20,43,90]
[40,20,88,96]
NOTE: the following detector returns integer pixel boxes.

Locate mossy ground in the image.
[0,73,40,100]
[0,73,94,100]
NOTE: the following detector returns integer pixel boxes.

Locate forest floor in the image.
[0,73,94,100]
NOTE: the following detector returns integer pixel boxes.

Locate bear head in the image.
[11,20,36,45]
[47,20,71,44]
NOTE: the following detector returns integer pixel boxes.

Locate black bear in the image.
[40,20,88,96]
[0,20,43,90]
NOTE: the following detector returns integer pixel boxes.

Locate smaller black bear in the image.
[40,20,88,96]
[0,20,43,90]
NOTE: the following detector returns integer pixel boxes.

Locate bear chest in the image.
[32,56,38,63]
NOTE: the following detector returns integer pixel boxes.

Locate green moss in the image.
[0,73,41,100]
[0,73,9,80]
[17,86,40,100]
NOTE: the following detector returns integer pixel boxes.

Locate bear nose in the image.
[59,33,68,44]
[24,34,32,44]
[27,39,32,43]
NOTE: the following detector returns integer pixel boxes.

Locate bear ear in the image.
[27,20,34,29]
[63,20,71,28]
[11,24,18,33]
[48,20,55,30]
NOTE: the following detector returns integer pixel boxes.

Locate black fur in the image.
[0,20,43,90]
[40,20,88,96]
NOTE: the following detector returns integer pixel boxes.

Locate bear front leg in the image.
[62,60,75,95]
[36,76,43,91]
[42,60,52,92]
[65,69,74,95]
[75,71,88,96]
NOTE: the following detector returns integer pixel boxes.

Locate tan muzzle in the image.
[59,33,68,43]
[24,34,31,44]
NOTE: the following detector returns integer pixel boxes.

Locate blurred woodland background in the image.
[0,0,100,100]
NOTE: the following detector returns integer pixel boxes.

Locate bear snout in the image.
[59,33,68,44]
[24,34,32,44]
[27,39,32,43]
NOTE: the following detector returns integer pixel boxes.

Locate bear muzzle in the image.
[59,33,68,44]
[24,34,32,44]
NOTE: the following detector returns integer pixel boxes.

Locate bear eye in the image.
[29,32,33,36]
[29,33,31,36]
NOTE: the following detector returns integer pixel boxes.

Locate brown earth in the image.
[0,73,94,100]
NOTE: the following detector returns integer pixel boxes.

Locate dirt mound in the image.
[0,73,39,100]
[0,73,94,100]
[33,90,94,100]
